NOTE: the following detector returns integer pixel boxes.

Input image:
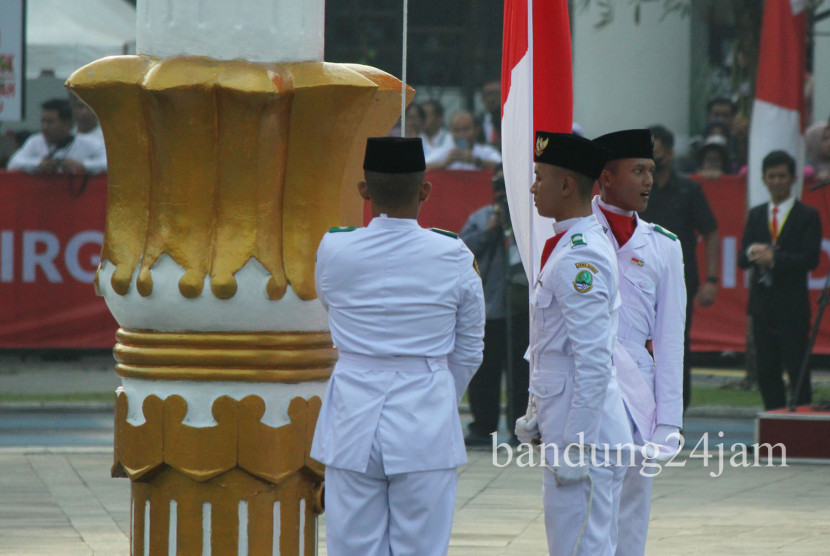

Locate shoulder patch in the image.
[430,227,459,239]
[328,226,358,233]
[651,224,678,241]
[570,233,587,248]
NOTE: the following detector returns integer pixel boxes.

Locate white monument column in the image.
[67,1,412,553]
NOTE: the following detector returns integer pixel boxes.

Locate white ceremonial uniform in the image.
[592,197,686,556]
[530,214,631,556]
[7,132,107,174]
[311,215,485,556]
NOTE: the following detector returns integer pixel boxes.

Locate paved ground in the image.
[0,447,828,555]
[2,352,830,554]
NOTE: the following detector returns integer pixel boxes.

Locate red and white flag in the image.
[501,0,573,282]
[747,0,807,208]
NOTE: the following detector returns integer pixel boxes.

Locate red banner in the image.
[3,169,830,353]
[363,169,497,234]
[689,175,749,352]
[691,175,830,353]
[0,172,116,347]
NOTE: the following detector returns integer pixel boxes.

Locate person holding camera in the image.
[460,167,529,446]
[7,98,107,175]
[427,109,501,170]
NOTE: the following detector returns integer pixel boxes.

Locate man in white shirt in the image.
[478,80,501,146]
[7,98,107,175]
[311,137,485,556]
[427,109,501,170]
[419,99,455,162]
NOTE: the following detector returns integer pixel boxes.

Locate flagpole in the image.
[527,0,538,281]
[401,0,409,137]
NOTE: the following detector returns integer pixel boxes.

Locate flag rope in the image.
[401,0,409,137]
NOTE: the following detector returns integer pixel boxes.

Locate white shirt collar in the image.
[769,196,795,218]
[596,196,634,217]
[552,217,581,235]
[370,214,420,228]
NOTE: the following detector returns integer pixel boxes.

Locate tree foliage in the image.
[574,0,690,29]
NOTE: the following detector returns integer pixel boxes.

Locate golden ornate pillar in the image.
[67,1,412,554]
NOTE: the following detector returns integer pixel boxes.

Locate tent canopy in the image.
[27,0,136,79]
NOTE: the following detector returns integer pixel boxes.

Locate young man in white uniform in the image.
[592,129,686,556]
[311,137,485,556]
[515,131,631,556]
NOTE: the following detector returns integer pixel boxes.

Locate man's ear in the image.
[598,169,610,190]
[357,181,372,201]
[561,174,575,198]
[418,181,433,203]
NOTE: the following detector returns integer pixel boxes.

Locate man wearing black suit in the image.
[738,150,822,410]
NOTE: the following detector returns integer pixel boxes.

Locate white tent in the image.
[26,0,136,79]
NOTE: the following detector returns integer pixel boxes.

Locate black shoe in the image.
[464,434,492,448]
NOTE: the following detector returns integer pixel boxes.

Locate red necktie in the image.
[540,232,566,270]
[600,206,637,246]
[771,206,779,243]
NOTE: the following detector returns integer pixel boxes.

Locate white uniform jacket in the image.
[529,215,629,449]
[592,197,686,432]
[310,216,485,474]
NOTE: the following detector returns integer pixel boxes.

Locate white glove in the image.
[645,425,682,461]
[514,395,540,444]
[551,446,591,486]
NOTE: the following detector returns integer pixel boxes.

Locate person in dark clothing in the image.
[639,125,720,411]
[738,150,821,410]
[460,169,529,445]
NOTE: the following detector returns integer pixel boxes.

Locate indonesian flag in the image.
[747,0,807,208]
[501,0,573,282]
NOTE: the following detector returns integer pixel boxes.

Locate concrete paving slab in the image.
[1,440,829,554]
[2,354,829,554]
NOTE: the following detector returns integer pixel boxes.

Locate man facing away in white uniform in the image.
[592,129,686,556]
[515,131,632,556]
[310,137,486,556]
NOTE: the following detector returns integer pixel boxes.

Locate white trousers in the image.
[615,463,653,556]
[324,436,457,556]
[543,463,625,556]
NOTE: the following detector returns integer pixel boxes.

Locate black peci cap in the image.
[534,131,608,180]
[363,137,426,173]
[593,129,654,161]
